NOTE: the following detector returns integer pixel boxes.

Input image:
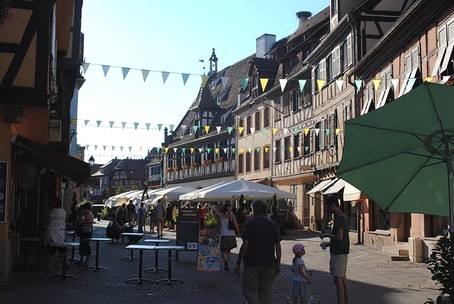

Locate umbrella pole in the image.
[449,170,454,233]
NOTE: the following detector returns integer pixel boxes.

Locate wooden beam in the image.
[0,88,48,107]
[1,4,38,87]
[35,0,54,91]
[0,43,18,53]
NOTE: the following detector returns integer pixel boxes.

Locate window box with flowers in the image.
[181,163,189,170]
[203,159,212,166]
[216,156,225,163]
[166,168,173,173]
[172,166,179,172]
[190,163,199,169]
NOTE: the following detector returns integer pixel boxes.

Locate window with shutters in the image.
[275,139,282,163]
[293,133,300,158]
[254,148,260,171]
[245,151,251,172]
[238,153,244,174]
[263,145,270,169]
[263,107,270,127]
[255,111,260,131]
[284,136,291,161]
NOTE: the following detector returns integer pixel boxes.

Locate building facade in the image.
[0,0,88,280]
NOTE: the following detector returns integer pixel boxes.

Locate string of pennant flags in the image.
[80,126,342,154]
[82,62,446,93]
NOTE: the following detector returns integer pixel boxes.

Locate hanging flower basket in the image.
[216,157,225,163]
[172,166,179,172]
[166,167,173,173]
[182,163,189,169]
[190,163,199,169]
[204,159,212,166]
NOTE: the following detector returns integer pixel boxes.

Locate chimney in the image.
[256,34,276,59]
[296,11,312,25]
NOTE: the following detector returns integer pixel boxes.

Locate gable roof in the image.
[167,54,254,147]
[113,159,147,180]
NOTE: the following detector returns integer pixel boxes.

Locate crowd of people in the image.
[46,190,348,304]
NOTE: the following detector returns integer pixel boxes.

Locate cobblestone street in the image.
[1,220,440,304]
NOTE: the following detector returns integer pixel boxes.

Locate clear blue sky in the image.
[78,0,329,164]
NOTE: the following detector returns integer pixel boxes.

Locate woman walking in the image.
[220,202,240,271]
[78,203,94,267]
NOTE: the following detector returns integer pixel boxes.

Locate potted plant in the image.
[204,212,220,229]
[426,233,454,303]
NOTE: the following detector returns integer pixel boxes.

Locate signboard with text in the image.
[0,162,7,223]
[176,207,199,250]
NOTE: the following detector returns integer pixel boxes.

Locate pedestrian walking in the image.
[153,199,166,238]
[78,203,94,267]
[234,199,281,304]
[137,202,146,233]
[165,203,173,230]
[219,202,240,271]
[320,196,350,304]
[292,243,316,304]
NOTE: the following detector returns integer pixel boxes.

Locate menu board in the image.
[176,207,199,250]
[0,162,7,223]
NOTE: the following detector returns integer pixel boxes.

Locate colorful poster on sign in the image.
[0,162,7,223]
[197,228,220,272]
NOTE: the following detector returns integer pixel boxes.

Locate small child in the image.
[292,243,316,304]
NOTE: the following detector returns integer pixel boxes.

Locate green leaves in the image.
[426,233,454,301]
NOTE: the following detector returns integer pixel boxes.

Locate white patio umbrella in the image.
[151,185,198,201]
[104,190,138,208]
[179,182,225,201]
[191,179,296,201]
[114,189,144,207]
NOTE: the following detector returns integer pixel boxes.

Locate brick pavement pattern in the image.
[1,220,440,304]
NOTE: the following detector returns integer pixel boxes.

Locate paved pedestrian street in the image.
[1,220,440,304]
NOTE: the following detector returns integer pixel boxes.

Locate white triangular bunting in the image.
[279,79,288,92]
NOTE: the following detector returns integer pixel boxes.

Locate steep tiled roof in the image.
[114,159,147,180]
[168,54,254,147]
[251,57,279,74]
[96,159,121,177]
[287,7,330,44]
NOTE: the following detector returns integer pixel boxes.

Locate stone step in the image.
[391,255,410,261]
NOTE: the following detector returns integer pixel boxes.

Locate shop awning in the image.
[12,135,90,185]
[322,178,346,195]
[307,178,337,195]
[343,182,362,201]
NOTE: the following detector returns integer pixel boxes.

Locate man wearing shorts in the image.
[321,197,350,304]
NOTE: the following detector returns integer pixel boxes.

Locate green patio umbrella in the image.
[337,83,454,230]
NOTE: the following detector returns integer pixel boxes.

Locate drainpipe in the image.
[346,13,362,244]
[346,13,360,118]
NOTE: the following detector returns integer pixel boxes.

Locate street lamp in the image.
[88,155,95,167]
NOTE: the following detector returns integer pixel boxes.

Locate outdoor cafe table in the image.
[49,242,79,281]
[87,237,112,271]
[120,232,144,261]
[143,238,170,273]
[125,244,156,284]
[65,231,77,263]
[154,245,185,285]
